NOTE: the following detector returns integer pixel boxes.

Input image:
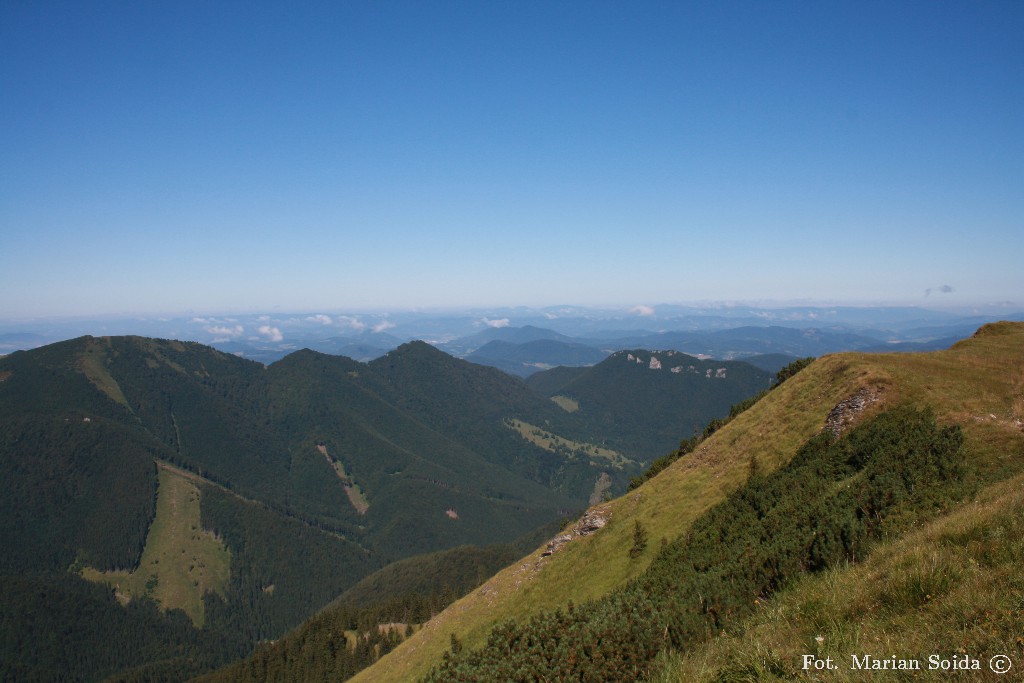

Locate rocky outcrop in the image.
[824,386,882,437]
[540,507,611,558]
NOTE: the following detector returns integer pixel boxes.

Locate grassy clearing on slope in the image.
[78,338,130,409]
[550,395,580,413]
[506,418,633,467]
[80,465,231,627]
[316,443,370,514]
[650,473,1024,682]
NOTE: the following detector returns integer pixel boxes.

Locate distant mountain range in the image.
[454,323,963,378]
[464,338,609,377]
[3,305,1020,364]
[211,334,396,364]
[0,336,608,679]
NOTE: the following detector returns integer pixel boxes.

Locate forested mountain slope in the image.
[351,322,1024,681]
[527,349,774,459]
[0,335,657,680]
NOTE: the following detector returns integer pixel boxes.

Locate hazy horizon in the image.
[1,296,1021,324]
[3,2,1021,318]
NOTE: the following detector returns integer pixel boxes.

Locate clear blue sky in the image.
[2,1,1021,318]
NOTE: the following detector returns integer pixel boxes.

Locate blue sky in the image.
[2,1,1021,318]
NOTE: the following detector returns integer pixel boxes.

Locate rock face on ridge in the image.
[824,386,883,437]
[540,507,611,558]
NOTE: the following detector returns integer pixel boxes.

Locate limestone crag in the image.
[540,507,611,558]
[824,386,882,437]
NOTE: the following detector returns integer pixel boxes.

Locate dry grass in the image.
[651,475,1024,682]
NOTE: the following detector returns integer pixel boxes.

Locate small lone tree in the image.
[449,632,463,655]
[629,520,649,559]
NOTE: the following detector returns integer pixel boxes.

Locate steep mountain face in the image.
[349,322,1024,682]
[0,335,645,680]
[528,349,775,459]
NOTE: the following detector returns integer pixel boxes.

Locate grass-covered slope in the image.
[353,322,1024,682]
[79,465,231,628]
[650,472,1024,681]
[424,404,969,680]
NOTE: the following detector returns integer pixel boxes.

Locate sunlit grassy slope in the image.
[649,473,1024,682]
[352,322,1024,682]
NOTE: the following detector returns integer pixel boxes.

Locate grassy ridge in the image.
[352,323,1024,682]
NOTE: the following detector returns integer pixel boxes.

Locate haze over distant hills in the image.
[2,304,1021,368]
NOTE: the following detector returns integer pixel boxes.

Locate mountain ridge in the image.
[348,321,1024,681]
[0,334,644,679]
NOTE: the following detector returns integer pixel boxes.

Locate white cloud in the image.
[482,317,511,328]
[372,321,396,333]
[338,315,367,331]
[629,305,655,317]
[258,325,284,342]
[205,325,244,341]
[307,314,333,325]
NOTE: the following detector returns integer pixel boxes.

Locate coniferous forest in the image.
[0,334,774,680]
